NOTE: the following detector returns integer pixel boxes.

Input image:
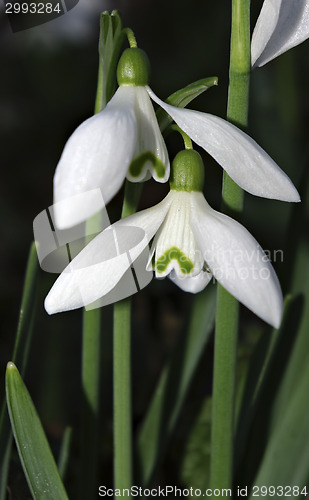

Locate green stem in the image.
[170,124,193,150]
[79,307,101,499]
[210,0,250,491]
[113,299,133,491]
[113,181,142,493]
[79,20,108,492]
[79,214,102,500]
[125,28,138,48]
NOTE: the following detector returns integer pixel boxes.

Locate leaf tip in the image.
[6,361,17,373]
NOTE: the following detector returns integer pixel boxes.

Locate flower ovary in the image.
[117,48,150,86]
[169,150,205,192]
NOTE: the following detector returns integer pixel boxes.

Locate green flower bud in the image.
[170,150,205,192]
[117,48,150,86]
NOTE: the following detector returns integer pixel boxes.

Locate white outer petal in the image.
[126,86,169,183]
[45,192,174,314]
[53,86,138,229]
[251,0,282,66]
[252,0,309,67]
[190,192,283,328]
[169,269,212,293]
[147,87,300,203]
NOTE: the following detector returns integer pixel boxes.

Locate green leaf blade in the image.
[6,363,68,500]
[0,241,39,500]
[157,76,218,133]
[249,360,309,492]
[95,10,125,112]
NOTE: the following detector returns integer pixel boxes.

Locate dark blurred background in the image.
[1,0,308,495]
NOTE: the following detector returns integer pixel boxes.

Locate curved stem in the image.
[170,124,193,150]
[125,28,138,48]
[210,0,251,491]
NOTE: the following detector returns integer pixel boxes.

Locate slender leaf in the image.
[12,241,39,371]
[271,207,309,426]
[0,242,39,500]
[248,173,309,489]
[95,10,125,112]
[235,296,294,473]
[136,284,216,486]
[181,397,212,490]
[6,362,68,500]
[58,427,72,481]
[250,357,309,491]
[157,76,218,133]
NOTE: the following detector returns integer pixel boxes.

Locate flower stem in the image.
[113,299,133,491]
[210,0,250,491]
[79,25,108,494]
[79,215,102,500]
[125,28,138,48]
[170,124,193,150]
[113,182,142,494]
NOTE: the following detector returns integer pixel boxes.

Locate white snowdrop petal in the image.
[53,86,138,229]
[126,86,169,183]
[190,193,283,328]
[252,0,309,67]
[147,87,300,203]
[169,269,212,294]
[251,0,282,67]
[45,193,174,314]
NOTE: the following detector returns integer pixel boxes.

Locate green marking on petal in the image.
[129,151,166,179]
[156,247,194,275]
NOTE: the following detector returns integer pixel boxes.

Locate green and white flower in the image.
[251,0,309,67]
[45,150,283,328]
[53,47,299,230]
[53,48,169,229]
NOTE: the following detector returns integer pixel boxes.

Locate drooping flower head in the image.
[53,47,169,229]
[45,149,283,328]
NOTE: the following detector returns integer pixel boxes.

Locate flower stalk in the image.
[113,181,141,493]
[113,299,133,492]
[125,28,138,49]
[79,301,101,500]
[210,0,251,490]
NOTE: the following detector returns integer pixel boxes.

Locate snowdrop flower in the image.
[54,46,300,230]
[54,47,169,230]
[45,149,283,328]
[251,0,309,67]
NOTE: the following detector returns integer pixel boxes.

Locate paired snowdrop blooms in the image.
[251,0,309,67]
[45,150,283,328]
[53,47,299,230]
